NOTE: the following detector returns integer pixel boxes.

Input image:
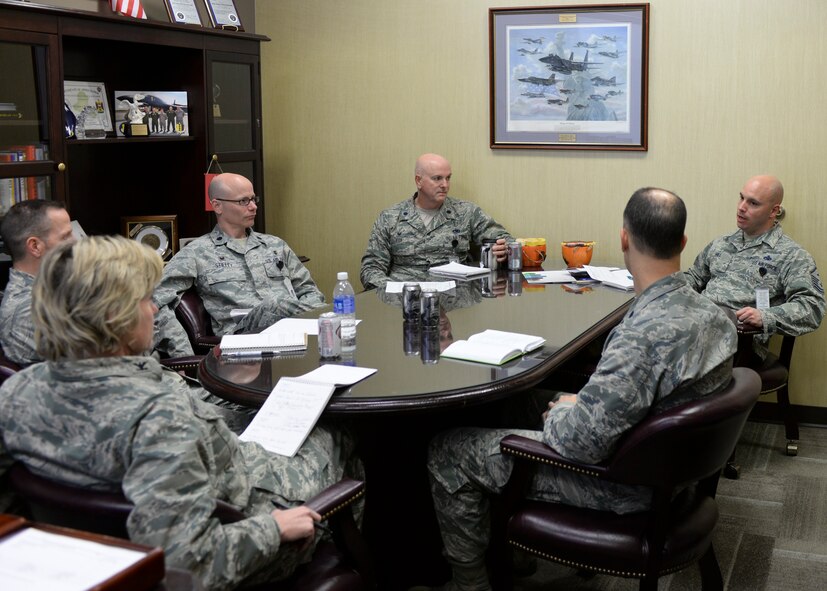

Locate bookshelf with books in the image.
[0,1,267,286]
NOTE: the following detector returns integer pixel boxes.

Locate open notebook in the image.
[441,329,545,365]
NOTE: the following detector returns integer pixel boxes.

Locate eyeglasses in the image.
[214,195,260,207]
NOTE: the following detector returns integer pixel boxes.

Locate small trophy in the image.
[118,94,149,137]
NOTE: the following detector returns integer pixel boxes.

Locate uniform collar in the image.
[629,272,687,314]
[8,268,35,284]
[402,193,458,223]
[727,223,783,249]
[46,356,164,382]
[209,225,264,251]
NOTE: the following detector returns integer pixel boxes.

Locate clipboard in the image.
[0,514,164,591]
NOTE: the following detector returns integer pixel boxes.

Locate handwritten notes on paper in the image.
[240,378,335,458]
[240,365,378,457]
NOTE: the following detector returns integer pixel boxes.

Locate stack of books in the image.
[0,102,21,119]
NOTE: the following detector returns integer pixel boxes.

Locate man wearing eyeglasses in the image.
[153,173,325,356]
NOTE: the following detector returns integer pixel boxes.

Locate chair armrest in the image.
[736,327,763,336]
[500,434,608,479]
[303,478,365,522]
[196,336,221,347]
[159,355,204,380]
[159,355,204,371]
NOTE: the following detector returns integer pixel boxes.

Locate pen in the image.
[270,499,332,534]
[223,350,266,359]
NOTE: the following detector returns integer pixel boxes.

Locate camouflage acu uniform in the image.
[685,224,825,357]
[0,356,362,591]
[0,269,40,366]
[360,195,512,290]
[427,273,736,566]
[153,225,325,357]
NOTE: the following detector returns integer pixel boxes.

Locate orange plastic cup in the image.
[561,241,595,267]
[519,238,547,268]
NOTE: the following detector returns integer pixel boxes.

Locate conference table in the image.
[198,273,633,414]
[198,271,633,589]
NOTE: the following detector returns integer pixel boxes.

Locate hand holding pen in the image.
[271,499,331,540]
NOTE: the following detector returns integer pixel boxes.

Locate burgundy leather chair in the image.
[174,288,221,354]
[9,464,374,590]
[490,367,761,591]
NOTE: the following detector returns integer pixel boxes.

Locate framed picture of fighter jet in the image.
[489,4,649,151]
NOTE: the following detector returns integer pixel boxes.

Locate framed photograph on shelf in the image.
[203,0,243,30]
[63,81,113,136]
[113,91,189,137]
[122,215,178,262]
[489,4,649,151]
[164,0,202,25]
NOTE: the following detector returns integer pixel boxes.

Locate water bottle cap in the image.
[337,272,349,281]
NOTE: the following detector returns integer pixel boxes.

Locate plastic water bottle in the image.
[333,271,356,351]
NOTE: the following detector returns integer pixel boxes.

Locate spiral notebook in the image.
[219,332,307,355]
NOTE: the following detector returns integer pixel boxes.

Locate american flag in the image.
[110,0,146,19]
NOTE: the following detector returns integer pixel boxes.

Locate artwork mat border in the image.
[489,3,649,151]
[121,215,179,261]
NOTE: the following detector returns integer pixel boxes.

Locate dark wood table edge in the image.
[197,299,631,416]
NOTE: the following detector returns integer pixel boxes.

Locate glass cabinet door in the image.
[208,52,260,155]
[206,50,264,232]
[0,29,64,212]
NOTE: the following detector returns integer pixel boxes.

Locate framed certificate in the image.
[122,215,179,262]
[164,0,202,26]
[63,81,113,133]
[203,0,243,31]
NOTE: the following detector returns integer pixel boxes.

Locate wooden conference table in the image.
[198,273,633,413]
[198,272,633,588]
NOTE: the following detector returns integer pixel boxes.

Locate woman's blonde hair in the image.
[33,235,163,360]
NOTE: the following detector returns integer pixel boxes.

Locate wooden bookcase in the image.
[0,1,268,266]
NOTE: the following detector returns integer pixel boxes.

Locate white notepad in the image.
[240,365,377,457]
[220,332,307,354]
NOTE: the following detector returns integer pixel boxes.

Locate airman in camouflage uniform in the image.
[0,200,74,366]
[0,235,361,591]
[0,269,37,365]
[360,154,512,290]
[423,188,737,591]
[0,356,362,591]
[685,176,824,359]
[153,173,325,357]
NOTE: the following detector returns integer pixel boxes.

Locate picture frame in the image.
[113,91,189,137]
[122,215,178,261]
[63,81,113,134]
[203,0,243,31]
[164,0,202,26]
[489,4,649,151]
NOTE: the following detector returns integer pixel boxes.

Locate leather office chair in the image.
[9,463,374,590]
[490,367,761,591]
[174,288,221,354]
[724,330,798,479]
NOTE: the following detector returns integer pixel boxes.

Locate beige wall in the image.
[257,0,827,408]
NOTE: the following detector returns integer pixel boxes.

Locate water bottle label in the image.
[333,295,355,315]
